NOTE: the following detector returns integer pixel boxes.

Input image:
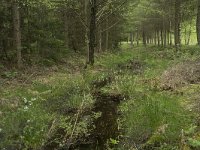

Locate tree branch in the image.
[101,19,121,33]
[97,0,129,25]
[70,8,89,30]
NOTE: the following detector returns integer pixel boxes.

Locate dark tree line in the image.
[1,0,200,69]
[0,0,127,68]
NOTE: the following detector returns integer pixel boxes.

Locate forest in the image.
[1,0,200,149]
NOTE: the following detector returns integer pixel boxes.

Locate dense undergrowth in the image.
[1,45,200,149]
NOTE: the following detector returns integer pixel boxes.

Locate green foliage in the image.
[100,45,196,149]
[96,48,138,69]
[0,64,3,69]
[1,71,18,79]
[122,92,192,143]
[0,71,94,149]
[184,125,198,136]
[109,138,119,145]
[188,138,200,148]
[38,59,55,67]
[1,44,200,149]
[0,97,53,149]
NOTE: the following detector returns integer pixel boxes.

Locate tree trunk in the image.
[13,0,22,68]
[85,0,90,63]
[88,0,96,65]
[170,32,172,46]
[184,28,187,45]
[142,29,146,46]
[197,0,200,45]
[161,28,164,46]
[164,29,167,47]
[157,30,160,46]
[130,32,134,48]
[64,12,69,49]
[169,21,172,45]
[25,0,31,55]
[154,31,157,45]
[147,37,149,44]
[99,27,102,52]
[105,18,109,50]
[187,22,192,45]
[174,0,181,51]
[2,39,9,61]
[136,29,139,46]
[167,29,170,45]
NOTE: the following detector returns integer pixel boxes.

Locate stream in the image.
[44,77,124,150]
[76,91,123,150]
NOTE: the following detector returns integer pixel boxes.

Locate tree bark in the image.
[174,0,181,51]
[13,0,22,68]
[88,0,96,65]
[130,32,134,48]
[136,29,139,46]
[85,0,89,62]
[197,0,200,45]
[154,31,157,45]
[184,28,187,45]
[164,29,167,47]
[2,39,9,61]
[64,12,69,49]
[105,18,109,50]
[142,27,146,46]
[167,29,170,45]
[157,30,160,46]
[187,22,192,45]
[161,28,164,46]
[147,36,149,44]
[99,27,102,52]
[169,21,172,45]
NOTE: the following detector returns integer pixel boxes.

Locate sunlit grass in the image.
[100,44,197,149]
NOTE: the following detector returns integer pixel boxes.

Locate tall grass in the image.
[100,45,196,149]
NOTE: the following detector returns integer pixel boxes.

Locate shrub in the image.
[160,60,200,90]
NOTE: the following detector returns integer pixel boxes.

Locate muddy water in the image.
[77,91,123,150]
[44,77,123,150]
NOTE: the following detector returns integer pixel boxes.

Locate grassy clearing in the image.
[1,45,200,149]
[98,45,199,149]
[0,72,94,149]
[0,57,93,149]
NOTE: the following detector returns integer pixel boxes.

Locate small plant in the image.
[1,71,18,79]
[109,138,119,145]
[188,138,200,148]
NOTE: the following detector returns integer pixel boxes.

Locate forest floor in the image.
[1,44,200,150]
